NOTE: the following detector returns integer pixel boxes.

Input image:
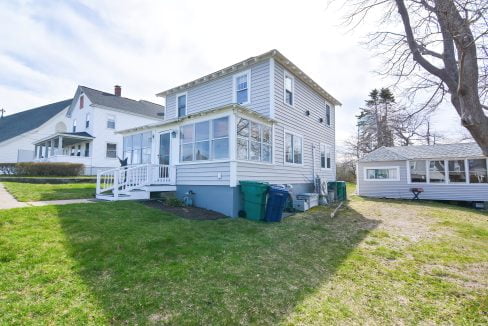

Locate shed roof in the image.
[360,143,485,162]
[0,99,72,143]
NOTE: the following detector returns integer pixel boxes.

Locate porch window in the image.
[365,167,399,180]
[320,144,331,169]
[106,143,117,158]
[123,132,152,164]
[234,71,250,105]
[284,72,294,106]
[72,120,77,133]
[236,118,272,162]
[468,159,488,183]
[429,160,446,183]
[285,132,302,164]
[409,160,427,183]
[177,93,187,117]
[448,160,466,183]
[179,117,229,162]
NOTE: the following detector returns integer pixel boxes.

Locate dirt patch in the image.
[141,200,227,220]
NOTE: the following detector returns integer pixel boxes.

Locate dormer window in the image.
[80,95,84,109]
[233,70,250,105]
[284,72,294,106]
[177,93,187,118]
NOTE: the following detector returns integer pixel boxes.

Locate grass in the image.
[0,186,487,324]
[2,182,95,201]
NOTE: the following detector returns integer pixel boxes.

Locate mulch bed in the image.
[141,200,227,220]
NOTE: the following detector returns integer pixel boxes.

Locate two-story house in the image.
[33,85,164,174]
[96,50,341,217]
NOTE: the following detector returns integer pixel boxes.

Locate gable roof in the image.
[67,86,165,119]
[0,99,72,143]
[360,143,485,162]
[156,49,341,106]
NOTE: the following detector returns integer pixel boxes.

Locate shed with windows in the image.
[357,143,488,202]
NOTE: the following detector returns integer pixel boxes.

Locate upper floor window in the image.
[85,113,90,128]
[320,144,331,169]
[177,93,187,117]
[234,71,250,105]
[284,72,294,106]
[107,115,115,129]
[236,118,272,163]
[285,132,302,164]
[72,119,77,132]
[80,95,84,109]
[325,104,331,126]
[365,167,399,181]
[180,117,229,162]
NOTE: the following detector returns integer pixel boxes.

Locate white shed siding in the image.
[164,60,270,120]
[238,61,336,184]
[176,162,230,186]
[358,160,488,201]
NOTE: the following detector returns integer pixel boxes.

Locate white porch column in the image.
[50,139,55,156]
[58,136,63,155]
[34,145,38,159]
[44,141,49,158]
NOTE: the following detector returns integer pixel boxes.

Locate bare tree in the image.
[341,0,488,155]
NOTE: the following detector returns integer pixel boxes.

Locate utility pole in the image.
[0,108,5,119]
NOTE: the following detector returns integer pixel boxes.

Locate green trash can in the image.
[239,181,269,221]
[336,181,347,201]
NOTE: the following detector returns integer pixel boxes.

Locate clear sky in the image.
[0,0,465,146]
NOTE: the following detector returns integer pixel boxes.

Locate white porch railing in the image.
[96,164,174,199]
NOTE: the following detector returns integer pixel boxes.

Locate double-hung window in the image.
[285,132,302,164]
[234,71,250,105]
[177,93,187,117]
[107,115,115,129]
[106,143,117,158]
[284,72,294,106]
[320,144,331,169]
[236,118,272,163]
[180,117,229,162]
[85,113,90,128]
[325,104,331,126]
[72,119,77,132]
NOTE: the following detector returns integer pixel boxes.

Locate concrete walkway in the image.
[0,183,97,210]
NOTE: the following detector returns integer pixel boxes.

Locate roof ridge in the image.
[80,86,164,108]
[1,99,72,119]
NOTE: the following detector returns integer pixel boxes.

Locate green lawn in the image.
[0,192,487,324]
[2,182,95,201]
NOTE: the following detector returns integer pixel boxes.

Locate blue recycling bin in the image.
[264,186,290,222]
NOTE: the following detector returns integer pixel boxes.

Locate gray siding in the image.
[358,160,488,201]
[165,60,270,119]
[238,61,336,184]
[176,162,230,186]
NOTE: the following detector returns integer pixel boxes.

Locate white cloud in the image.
[0,0,466,143]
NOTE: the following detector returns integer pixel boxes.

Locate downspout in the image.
[312,144,317,193]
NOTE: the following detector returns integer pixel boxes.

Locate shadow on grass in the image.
[56,201,380,324]
[2,182,95,201]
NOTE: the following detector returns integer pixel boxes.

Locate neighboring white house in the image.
[33,85,165,174]
[96,50,341,217]
[0,100,72,163]
[357,143,488,203]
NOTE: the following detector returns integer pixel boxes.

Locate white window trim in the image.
[105,142,118,159]
[232,70,251,105]
[283,70,294,107]
[107,115,116,129]
[406,158,488,185]
[320,143,332,170]
[235,115,273,165]
[283,129,304,166]
[363,166,400,182]
[176,92,188,118]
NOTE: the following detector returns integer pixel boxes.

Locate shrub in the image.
[165,196,184,207]
[14,163,85,176]
[0,163,17,175]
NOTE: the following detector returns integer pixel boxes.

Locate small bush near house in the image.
[14,163,84,177]
[0,163,17,175]
[165,196,185,207]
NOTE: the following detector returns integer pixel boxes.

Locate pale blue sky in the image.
[0,0,464,145]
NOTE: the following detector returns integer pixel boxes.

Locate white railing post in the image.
[96,172,101,195]
[147,164,153,185]
[113,170,119,200]
[170,165,176,185]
